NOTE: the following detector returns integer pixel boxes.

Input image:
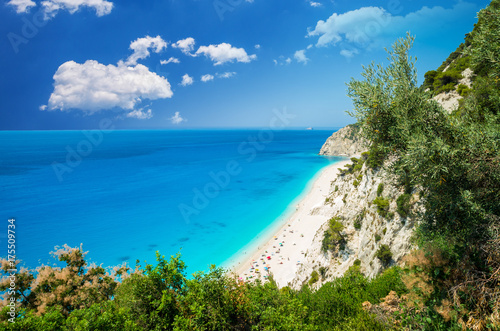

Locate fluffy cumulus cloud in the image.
[180,74,194,86]
[42,0,114,19]
[294,50,309,64]
[7,0,36,13]
[160,57,180,65]
[195,43,257,66]
[308,2,479,57]
[172,37,196,55]
[127,108,152,119]
[309,1,322,7]
[170,111,185,124]
[308,7,390,47]
[47,60,173,113]
[125,35,167,65]
[201,74,214,82]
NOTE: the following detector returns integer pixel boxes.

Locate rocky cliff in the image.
[432,68,474,113]
[319,125,368,157]
[290,146,419,289]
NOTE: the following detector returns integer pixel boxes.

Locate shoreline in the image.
[228,158,352,287]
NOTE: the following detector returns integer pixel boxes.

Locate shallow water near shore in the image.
[0,129,341,273]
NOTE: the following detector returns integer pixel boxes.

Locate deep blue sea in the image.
[0,129,342,273]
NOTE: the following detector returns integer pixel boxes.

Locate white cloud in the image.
[127,108,152,119]
[125,35,167,66]
[47,60,173,113]
[309,1,322,7]
[294,50,309,64]
[7,0,36,13]
[307,44,313,49]
[160,57,180,65]
[170,111,185,124]
[254,44,261,49]
[273,56,292,66]
[172,37,196,55]
[180,74,194,86]
[39,104,47,111]
[201,74,214,82]
[41,0,113,19]
[340,48,359,58]
[195,43,257,66]
[308,2,479,54]
[217,72,236,79]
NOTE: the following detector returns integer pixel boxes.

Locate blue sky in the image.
[0,0,490,130]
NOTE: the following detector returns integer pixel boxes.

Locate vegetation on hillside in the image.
[347,1,500,325]
[0,245,407,330]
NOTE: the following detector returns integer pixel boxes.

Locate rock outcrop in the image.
[319,125,368,157]
[432,68,474,113]
[290,149,419,289]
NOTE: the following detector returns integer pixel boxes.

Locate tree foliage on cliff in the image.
[347,18,500,328]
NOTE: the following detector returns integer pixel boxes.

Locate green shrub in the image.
[334,185,338,192]
[375,234,381,242]
[366,145,385,169]
[373,197,390,218]
[376,245,392,265]
[354,209,365,230]
[353,174,363,187]
[377,183,384,196]
[353,259,361,266]
[396,193,412,218]
[366,267,407,301]
[423,70,438,90]
[383,228,387,235]
[319,266,327,278]
[322,217,346,252]
[467,76,500,118]
[428,56,471,95]
[457,84,471,97]
[309,270,319,286]
[435,81,457,94]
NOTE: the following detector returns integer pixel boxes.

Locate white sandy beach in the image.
[230,159,352,287]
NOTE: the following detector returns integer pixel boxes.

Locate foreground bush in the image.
[0,246,409,330]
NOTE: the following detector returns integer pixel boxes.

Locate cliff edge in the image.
[319,124,368,157]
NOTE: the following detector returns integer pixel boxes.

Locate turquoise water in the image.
[0,129,341,273]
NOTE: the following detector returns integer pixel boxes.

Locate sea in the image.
[0,129,343,274]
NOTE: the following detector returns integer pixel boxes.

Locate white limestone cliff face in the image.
[433,90,462,113]
[319,125,368,157]
[290,158,420,290]
[432,68,474,113]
